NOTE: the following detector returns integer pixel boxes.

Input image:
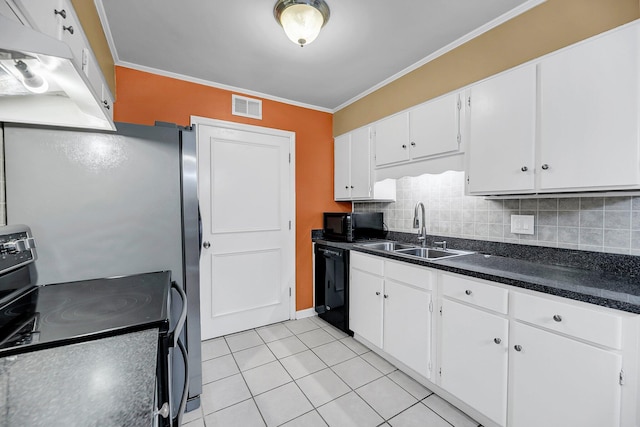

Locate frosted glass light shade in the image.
[280,4,324,46]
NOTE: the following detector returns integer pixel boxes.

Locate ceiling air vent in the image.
[232,94,262,120]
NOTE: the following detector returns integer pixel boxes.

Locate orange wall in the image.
[114,66,350,311]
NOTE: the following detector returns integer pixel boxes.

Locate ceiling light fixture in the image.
[274,0,330,47]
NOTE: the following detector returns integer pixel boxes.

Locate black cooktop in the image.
[0,271,171,356]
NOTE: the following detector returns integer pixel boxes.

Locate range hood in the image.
[0,13,115,131]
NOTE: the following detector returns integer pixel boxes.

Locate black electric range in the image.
[0,225,186,427]
[0,271,171,357]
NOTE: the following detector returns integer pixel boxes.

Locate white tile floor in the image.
[181,316,481,427]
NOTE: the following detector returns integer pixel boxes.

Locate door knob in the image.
[514,345,523,352]
[54,9,67,18]
[541,164,549,170]
[494,338,502,344]
[521,166,528,172]
[203,241,211,249]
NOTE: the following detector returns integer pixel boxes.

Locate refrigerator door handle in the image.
[169,281,187,348]
[198,204,203,259]
[171,337,189,427]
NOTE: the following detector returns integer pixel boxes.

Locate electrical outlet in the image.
[511,215,535,235]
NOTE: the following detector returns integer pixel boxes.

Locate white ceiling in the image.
[96,0,537,112]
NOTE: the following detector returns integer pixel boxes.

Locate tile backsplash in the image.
[354,171,640,256]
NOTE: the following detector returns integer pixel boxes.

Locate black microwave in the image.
[323,212,385,242]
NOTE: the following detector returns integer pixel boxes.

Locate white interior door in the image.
[195,118,295,340]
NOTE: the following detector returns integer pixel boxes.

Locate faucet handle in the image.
[434,240,447,250]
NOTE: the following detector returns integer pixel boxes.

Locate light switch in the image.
[511,214,535,235]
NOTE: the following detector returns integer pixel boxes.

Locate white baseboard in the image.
[295,308,317,319]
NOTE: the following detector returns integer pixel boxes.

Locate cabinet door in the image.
[349,268,383,348]
[383,281,431,379]
[538,24,640,191]
[467,65,536,194]
[374,112,410,166]
[334,134,351,200]
[410,93,460,160]
[440,299,508,426]
[57,0,85,64]
[12,0,61,38]
[509,322,622,427]
[349,127,371,199]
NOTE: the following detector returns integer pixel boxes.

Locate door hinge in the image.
[428,361,432,372]
[439,368,442,376]
[466,175,470,184]
[289,153,291,163]
[428,300,433,313]
[439,306,443,316]
[619,370,624,385]
[288,220,292,230]
[457,96,461,110]
[457,133,461,144]
[467,96,471,107]
[289,287,292,297]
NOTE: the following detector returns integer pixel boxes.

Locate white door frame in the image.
[191,115,296,321]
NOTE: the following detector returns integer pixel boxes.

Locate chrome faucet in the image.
[413,202,427,247]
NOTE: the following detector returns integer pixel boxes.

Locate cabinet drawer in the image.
[350,252,384,276]
[385,260,432,291]
[511,292,623,349]
[441,273,508,314]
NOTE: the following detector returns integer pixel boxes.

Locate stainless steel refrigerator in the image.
[3,122,202,415]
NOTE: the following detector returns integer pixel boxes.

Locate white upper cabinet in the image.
[375,112,411,166]
[466,22,640,195]
[409,92,462,159]
[374,92,463,167]
[538,23,640,192]
[466,65,537,195]
[334,127,396,201]
[9,0,115,128]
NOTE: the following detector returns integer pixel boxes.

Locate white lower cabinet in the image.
[509,321,622,427]
[349,267,384,348]
[383,274,432,379]
[349,253,432,378]
[440,299,509,426]
[348,255,638,427]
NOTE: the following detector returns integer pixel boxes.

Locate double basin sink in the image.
[357,241,474,261]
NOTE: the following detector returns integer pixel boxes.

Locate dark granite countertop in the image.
[314,234,640,314]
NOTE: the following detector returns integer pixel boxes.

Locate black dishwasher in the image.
[314,244,352,335]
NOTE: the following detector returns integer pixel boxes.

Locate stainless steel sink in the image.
[394,247,474,260]
[358,241,415,251]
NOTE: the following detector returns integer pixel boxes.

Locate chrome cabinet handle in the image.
[514,345,523,352]
[541,164,549,170]
[203,241,211,249]
[465,290,472,295]
[553,314,562,322]
[383,294,389,299]
[494,338,502,344]
[54,9,66,18]
[345,186,349,189]
[155,402,169,419]
[402,144,407,149]
[410,142,416,147]
[375,291,380,296]
[521,166,528,172]
[63,25,74,34]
